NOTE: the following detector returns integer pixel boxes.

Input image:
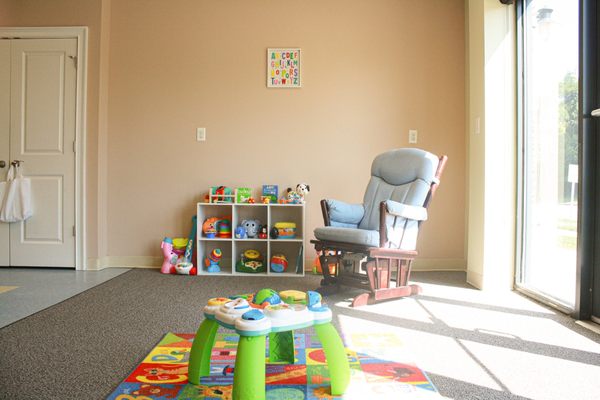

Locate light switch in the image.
[408,129,418,144]
[196,128,206,141]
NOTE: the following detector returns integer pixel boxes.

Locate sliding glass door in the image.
[517,0,579,309]
[578,0,600,322]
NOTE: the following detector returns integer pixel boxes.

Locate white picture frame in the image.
[267,48,301,88]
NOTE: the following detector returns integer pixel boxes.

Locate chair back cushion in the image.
[359,149,439,248]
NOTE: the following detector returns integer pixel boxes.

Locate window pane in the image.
[521,0,579,307]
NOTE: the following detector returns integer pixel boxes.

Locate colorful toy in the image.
[247,197,255,204]
[240,219,261,238]
[235,187,252,203]
[209,186,234,203]
[279,289,307,304]
[236,249,265,273]
[160,237,177,274]
[271,222,296,239]
[313,250,338,275]
[252,288,281,307]
[175,215,198,275]
[258,226,268,239]
[262,184,278,203]
[295,183,310,203]
[234,225,247,239]
[202,217,219,238]
[204,248,222,273]
[270,253,288,273]
[216,219,232,238]
[261,196,270,204]
[161,216,198,275]
[188,289,350,399]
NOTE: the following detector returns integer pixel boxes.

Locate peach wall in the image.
[107,0,466,267]
[2,0,103,259]
[1,0,466,269]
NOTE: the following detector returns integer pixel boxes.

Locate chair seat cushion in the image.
[314,227,380,247]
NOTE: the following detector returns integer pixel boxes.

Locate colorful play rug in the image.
[107,332,440,400]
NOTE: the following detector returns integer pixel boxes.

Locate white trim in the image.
[0,27,88,270]
[514,285,574,315]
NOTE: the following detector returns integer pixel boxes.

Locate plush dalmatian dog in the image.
[287,183,310,204]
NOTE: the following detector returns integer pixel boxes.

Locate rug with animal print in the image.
[107,331,440,399]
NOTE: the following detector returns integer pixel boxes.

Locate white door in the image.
[0,41,9,266]
[1,38,77,268]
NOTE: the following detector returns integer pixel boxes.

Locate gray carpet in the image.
[0,269,599,400]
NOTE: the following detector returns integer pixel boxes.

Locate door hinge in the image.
[73,225,76,237]
[69,55,78,69]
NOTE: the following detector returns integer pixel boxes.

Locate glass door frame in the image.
[515,0,579,314]
[575,0,598,321]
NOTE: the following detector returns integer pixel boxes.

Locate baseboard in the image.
[87,256,162,270]
[412,258,466,271]
[88,256,466,273]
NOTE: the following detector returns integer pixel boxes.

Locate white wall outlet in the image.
[408,129,418,144]
[196,127,206,141]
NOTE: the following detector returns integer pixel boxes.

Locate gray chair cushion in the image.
[314,226,380,247]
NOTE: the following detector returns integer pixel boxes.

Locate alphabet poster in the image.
[267,48,301,88]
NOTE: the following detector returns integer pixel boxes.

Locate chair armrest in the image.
[325,199,364,227]
[384,200,427,221]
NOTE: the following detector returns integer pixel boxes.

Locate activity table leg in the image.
[188,319,218,385]
[233,335,266,400]
[315,322,350,395]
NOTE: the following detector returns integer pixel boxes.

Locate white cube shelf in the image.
[196,203,305,276]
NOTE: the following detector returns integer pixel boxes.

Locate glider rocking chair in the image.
[311,148,447,307]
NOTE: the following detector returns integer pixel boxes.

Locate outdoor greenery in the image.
[558,71,579,202]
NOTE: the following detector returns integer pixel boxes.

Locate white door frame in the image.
[0,27,87,270]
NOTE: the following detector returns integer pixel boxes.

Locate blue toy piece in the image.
[235,225,248,239]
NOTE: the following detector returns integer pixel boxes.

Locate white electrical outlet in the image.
[408,129,418,144]
[196,128,206,141]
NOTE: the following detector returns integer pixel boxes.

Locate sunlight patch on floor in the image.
[418,299,600,354]
[337,314,504,393]
[462,340,600,400]
[0,286,19,294]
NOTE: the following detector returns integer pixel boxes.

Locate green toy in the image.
[188,290,350,400]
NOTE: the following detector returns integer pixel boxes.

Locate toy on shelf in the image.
[204,248,222,273]
[262,185,278,203]
[248,197,255,204]
[236,249,265,273]
[203,217,232,238]
[240,219,261,238]
[284,183,310,204]
[209,186,234,203]
[270,253,288,273]
[216,219,232,238]
[261,196,270,204]
[235,187,252,203]
[258,226,268,239]
[270,222,296,239]
[234,225,247,239]
[161,216,198,275]
[202,217,219,238]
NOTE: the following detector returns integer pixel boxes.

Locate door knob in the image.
[0,160,5,168]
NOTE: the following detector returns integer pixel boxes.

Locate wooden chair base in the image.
[313,242,422,307]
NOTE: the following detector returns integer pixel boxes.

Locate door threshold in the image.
[575,319,600,335]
